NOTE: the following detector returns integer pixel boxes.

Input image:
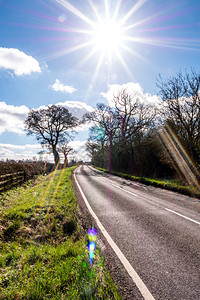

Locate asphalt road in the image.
[75,165,200,300]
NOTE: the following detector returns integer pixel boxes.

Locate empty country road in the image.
[74,165,200,300]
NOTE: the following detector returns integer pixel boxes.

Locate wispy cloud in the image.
[0,47,41,76]
[52,79,76,93]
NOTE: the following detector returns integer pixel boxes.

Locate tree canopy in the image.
[85,70,200,181]
[157,69,200,166]
[24,105,78,165]
[84,88,157,175]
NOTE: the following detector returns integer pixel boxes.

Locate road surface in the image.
[74,165,200,300]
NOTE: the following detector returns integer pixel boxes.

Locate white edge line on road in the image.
[165,208,200,225]
[74,168,156,300]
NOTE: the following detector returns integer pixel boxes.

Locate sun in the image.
[54,0,196,83]
[54,0,151,82]
[92,19,125,54]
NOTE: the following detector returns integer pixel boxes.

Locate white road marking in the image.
[132,182,141,186]
[111,183,138,197]
[99,177,138,197]
[165,208,200,226]
[74,168,156,300]
[99,177,108,183]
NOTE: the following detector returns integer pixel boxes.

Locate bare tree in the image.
[24,105,78,166]
[113,88,156,141]
[157,69,200,164]
[83,103,119,170]
[84,103,119,145]
[113,88,156,172]
[84,90,157,173]
[58,143,74,167]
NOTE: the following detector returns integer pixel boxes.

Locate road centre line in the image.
[165,208,200,226]
[99,177,138,197]
[74,168,156,300]
[111,183,138,197]
[101,175,200,226]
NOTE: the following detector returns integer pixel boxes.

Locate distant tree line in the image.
[84,69,200,179]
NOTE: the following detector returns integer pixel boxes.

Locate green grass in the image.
[93,166,200,198]
[0,167,121,299]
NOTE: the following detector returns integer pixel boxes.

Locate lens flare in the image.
[88,228,97,266]
[158,124,200,198]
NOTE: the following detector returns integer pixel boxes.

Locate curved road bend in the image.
[75,165,200,300]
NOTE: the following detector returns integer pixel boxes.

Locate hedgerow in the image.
[0,161,48,179]
[93,166,199,198]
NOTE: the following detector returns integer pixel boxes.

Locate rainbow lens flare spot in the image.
[88,228,97,266]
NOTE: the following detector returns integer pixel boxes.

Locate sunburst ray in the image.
[55,0,96,27]
[120,0,148,25]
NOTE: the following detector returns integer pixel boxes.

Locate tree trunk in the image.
[106,133,113,172]
[52,146,60,168]
[63,156,68,168]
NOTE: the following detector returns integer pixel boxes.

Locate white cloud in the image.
[52,79,76,93]
[0,141,90,162]
[56,100,94,119]
[56,101,94,131]
[0,47,41,76]
[0,100,93,135]
[0,144,41,150]
[68,140,90,161]
[101,82,161,107]
[0,143,44,161]
[0,101,29,134]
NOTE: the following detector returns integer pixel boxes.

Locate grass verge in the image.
[93,166,200,198]
[0,167,121,299]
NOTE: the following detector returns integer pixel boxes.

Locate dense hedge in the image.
[0,161,49,181]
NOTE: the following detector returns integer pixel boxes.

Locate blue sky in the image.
[0,0,200,162]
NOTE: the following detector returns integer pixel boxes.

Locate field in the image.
[0,167,121,299]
